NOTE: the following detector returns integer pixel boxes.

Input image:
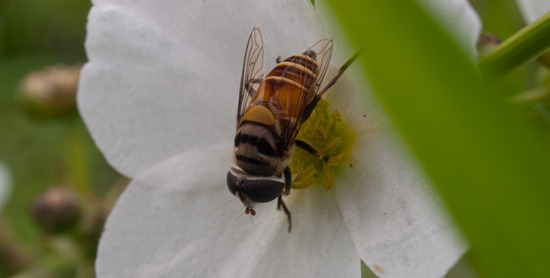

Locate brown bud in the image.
[477,33,501,56]
[30,187,81,234]
[19,64,81,118]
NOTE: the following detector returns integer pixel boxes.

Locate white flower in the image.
[78,0,481,277]
[516,0,550,23]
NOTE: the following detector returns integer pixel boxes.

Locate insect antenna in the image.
[234,209,258,229]
[235,209,246,221]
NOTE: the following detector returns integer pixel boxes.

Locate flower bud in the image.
[19,64,81,118]
[30,187,81,234]
[476,33,501,55]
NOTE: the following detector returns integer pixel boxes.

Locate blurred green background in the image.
[0,1,121,277]
[0,0,546,277]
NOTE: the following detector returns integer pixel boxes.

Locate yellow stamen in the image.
[289,99,355,190]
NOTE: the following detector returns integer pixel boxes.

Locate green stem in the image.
[480,11,550,78]
[67,120,90,194]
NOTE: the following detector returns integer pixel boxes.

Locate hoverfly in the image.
[227,26,358,232]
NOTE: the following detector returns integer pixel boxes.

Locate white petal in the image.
[0,161,11,211]
[417,0,482,56]
[336,127,467,278]
[516,0,550,23]
[97,143,360,278]
[328,72,467,277]
[79,0,326,177]
[322,62,466,277]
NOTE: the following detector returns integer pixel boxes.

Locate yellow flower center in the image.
[290,99,355,191]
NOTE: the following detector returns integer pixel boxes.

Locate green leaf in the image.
[328,0,550,276]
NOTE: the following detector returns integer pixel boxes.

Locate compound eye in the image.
[226,170,238,195]
[245,178,284,203]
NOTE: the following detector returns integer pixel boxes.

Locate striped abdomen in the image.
[248,51,320,122]
[234,51,321,176]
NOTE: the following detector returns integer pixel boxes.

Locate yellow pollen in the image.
[289,99,355,190]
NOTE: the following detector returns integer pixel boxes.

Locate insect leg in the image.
[277,195,292,232]
[301,51,361,121]
[283,166,292,195]
[276,56,282,63]
[317,51,361,97]
[302,95,321,122]
[295,139,327,161]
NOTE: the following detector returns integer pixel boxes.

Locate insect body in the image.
[226,26,358,232]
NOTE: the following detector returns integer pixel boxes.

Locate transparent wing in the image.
[303,39,333,104]
[280,39,333,149]
[237,26,265,126]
